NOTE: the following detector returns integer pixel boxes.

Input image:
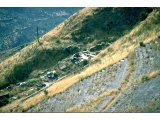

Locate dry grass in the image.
[139,68,160,84]
[64,10,160,112]
[0,42,135,112]
[0,98,25,112]
[98,51,136,112]
[13,43,137,112]
[66,89,118,112]
[148,69,160,78]
[0,7,96,88]
[57,7,96,39]
[1,9,160,112]
[19,92,45,112]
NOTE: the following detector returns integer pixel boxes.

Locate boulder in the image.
[19,82,27,86]
[71,51,94,65]
[40,75,45,79]
[46,71,58,79]
[59,65,68,71]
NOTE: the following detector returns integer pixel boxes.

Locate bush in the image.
[44,89,48,96]
[141,75,150,83]
[5,59,38,84]
[140,12,148,21]
[83,60,89,66]
[108,47,113,52]
[139,42,145,47]
[55,39,61,44]
[140,8,153,21]
[5,48,66,85]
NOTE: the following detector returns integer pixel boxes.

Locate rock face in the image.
[105,75,160,112]
[28,57,129,112]
[70,51,94,65]
[46,71,57,79]
[27,39,160,112]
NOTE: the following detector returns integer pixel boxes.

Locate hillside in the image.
[0,7,82,52]
[0,7,160,112]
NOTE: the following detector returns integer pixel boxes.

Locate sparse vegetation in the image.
[107,47,113,52]
[141,75,150,83]
[55,39,61,44]
[1,8,160,112]
[0,8,81,51]
[44,89,48,96]
[139,42,146,47]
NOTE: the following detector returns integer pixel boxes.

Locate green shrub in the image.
[5,59,38,84]
[108,47,113,52]
[83,60,89,66]
[100,53,106,58]
[5,47,69,86]
[44,89,48,96]
[55,39,61,44]
[140,8,153,21]
[141,75,150,83]
[139,42,145,47]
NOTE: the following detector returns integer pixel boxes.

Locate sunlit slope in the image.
[0,8,151,89]
[1,8,159,112]
[26,9,160,112]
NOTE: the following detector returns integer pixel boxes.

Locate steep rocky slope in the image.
[27,40,160,112]
[0,7,160,112]
[27,8,160,112]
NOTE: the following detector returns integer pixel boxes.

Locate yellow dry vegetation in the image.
[18,9,160,112]
[66,89,118,112]
[0,41,134,112]
[0,7,96,86]
[148,69,160,78]
[1,8,160,112]
[143,32,160,44]
[0,98,23,112]
[1,20,159,112]
[19,92,45,111]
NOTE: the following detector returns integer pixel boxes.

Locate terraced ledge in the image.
[1,32,158,113]
[65,51,136,112]
[99,52,136,112]
[65,89,118,112]
[104,69,160,112]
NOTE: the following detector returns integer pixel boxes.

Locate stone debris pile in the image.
[40,70,58,80]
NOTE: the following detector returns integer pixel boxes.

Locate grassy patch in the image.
[44,89,48,96]
[66,89,118,112]
[141,75,150,83]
